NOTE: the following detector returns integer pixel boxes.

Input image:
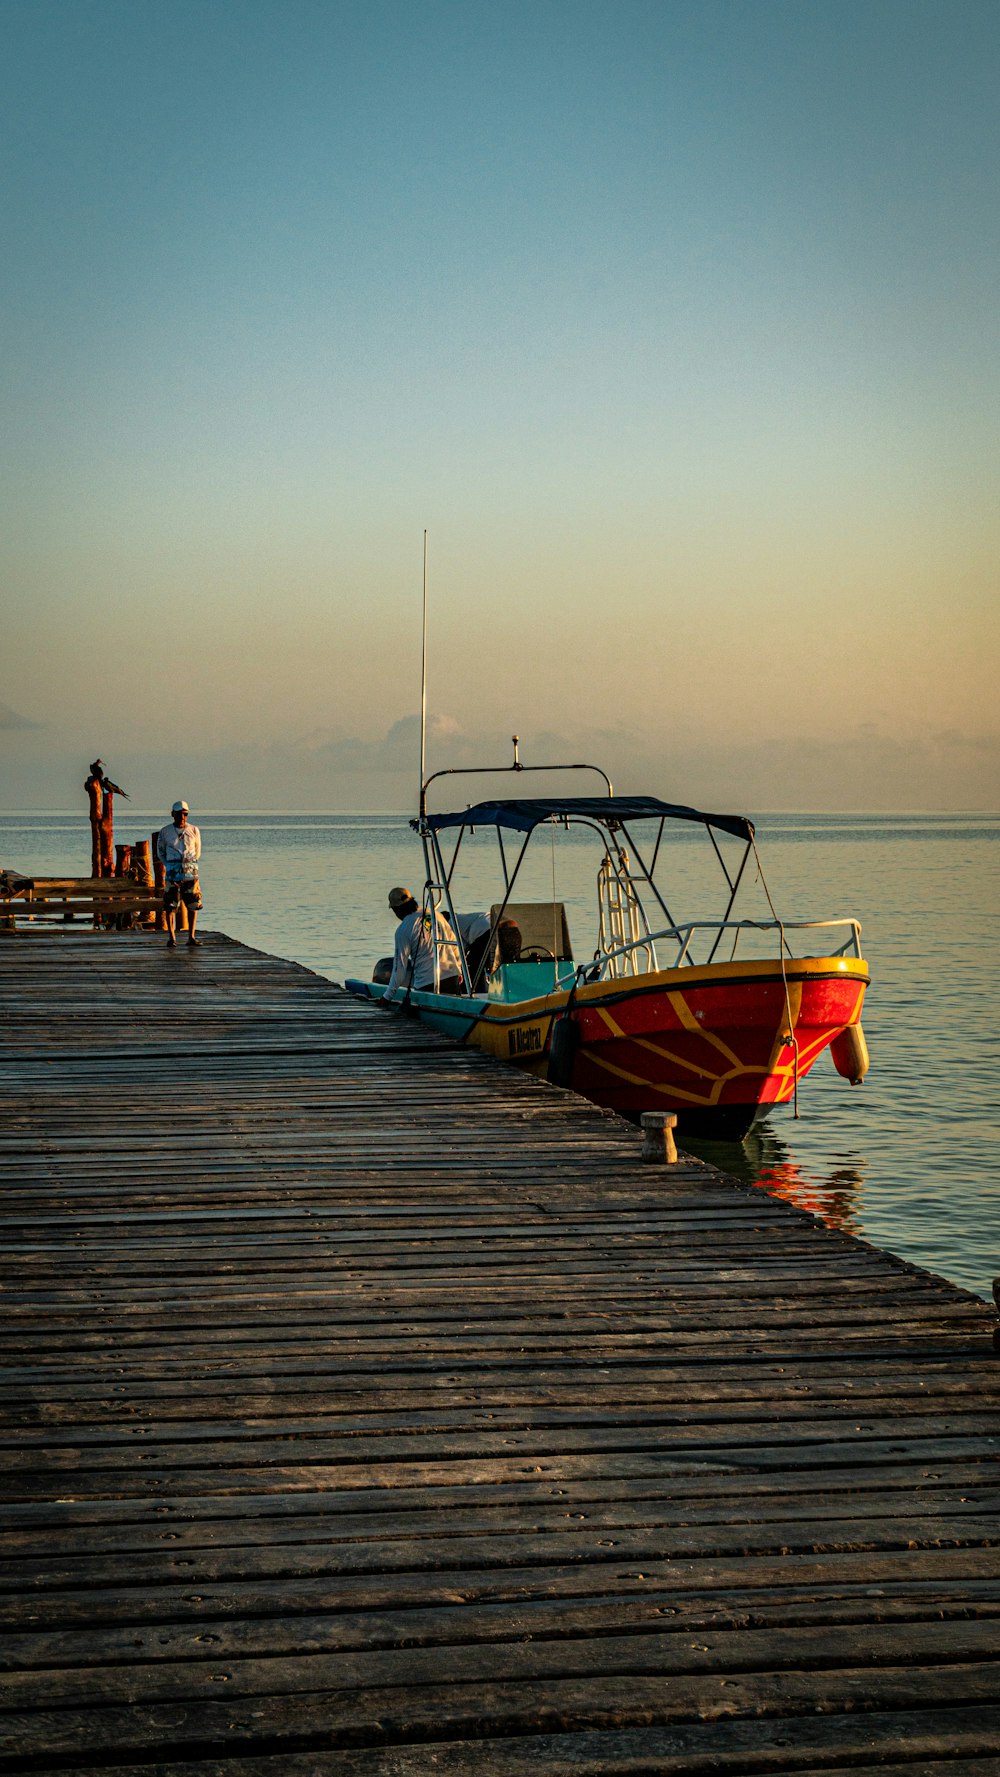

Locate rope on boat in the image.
[751,839,800,1119]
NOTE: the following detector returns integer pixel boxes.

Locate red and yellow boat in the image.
[347,750,870,1140]
[467,950,869,1140]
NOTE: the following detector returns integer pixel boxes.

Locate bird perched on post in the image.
[89,760,129,798]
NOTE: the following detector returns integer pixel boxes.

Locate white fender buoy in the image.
[830,1022,870,1084]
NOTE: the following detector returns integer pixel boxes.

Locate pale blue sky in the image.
[2,0,997,808]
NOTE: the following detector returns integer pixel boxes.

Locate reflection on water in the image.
[685,1123,867,1238]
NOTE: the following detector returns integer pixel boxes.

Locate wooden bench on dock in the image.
[0,872,161,930]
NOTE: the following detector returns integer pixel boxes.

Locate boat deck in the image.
[1,930,998,1774]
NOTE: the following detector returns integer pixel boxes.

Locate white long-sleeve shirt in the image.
[456,911,491,946]
[383,907,462,999]
[157,822,201,878]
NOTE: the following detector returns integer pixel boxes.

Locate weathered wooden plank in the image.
[36,1726,1000,1777]
[4,1411,1000,1470]
[5,1582,1000,1672]
[2,1459,997,1529]
[5,1618,1000,1712]
[4,1510,1000,1595]
[4,1667,1000,1762]
[5,1547,1000,1633]
[7,1378,997,1429]
[4,1488,998,1566]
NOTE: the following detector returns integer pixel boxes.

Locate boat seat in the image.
[490,902,572,961]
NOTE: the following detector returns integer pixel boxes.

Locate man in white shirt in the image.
[455,910,494,992]
[156,800,202,949]
[382,887,463,1000]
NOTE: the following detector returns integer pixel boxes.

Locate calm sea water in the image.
[3,809,997,1303]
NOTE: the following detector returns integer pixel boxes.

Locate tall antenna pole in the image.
[419,528,428,816]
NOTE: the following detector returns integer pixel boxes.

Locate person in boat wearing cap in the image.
[156,801,202,949]
[382,886,463,1000]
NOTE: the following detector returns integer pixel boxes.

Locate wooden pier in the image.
[1,930,998,1774]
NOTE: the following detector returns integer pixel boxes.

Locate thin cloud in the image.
[0,700,40,730]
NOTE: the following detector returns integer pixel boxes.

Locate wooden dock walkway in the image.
[1,930,998,1775]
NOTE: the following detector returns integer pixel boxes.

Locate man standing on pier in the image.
[157,801,202,948]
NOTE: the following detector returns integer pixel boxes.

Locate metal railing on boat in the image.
[588,916,864,979]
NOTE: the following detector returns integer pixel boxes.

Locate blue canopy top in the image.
[422,796,754,842]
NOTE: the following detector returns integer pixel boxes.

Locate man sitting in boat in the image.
[454,911,493,991]
[383,886,464,1000]
[496,918,522,963]
[452,912,523,990]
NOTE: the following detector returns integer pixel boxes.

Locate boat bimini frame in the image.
[409,740,862,996]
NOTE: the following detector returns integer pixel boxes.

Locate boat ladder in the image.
[597,851,656,977]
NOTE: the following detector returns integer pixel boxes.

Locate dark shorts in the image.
[163,878,201,911]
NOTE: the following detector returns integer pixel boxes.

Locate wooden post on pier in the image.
[150,831,166,931]
[85,762,115,877]
[85,772,103,877]
[641,1110,678,1163]
[112,843,132,929]
[131,839,155,928]
[98,790,115,878]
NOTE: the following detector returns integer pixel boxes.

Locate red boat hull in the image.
[470,955,870,1139]
[571,961,869,1133]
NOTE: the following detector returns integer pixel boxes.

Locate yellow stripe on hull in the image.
[462,955,869,1117]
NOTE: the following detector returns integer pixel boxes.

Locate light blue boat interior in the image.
[487,959,576,999]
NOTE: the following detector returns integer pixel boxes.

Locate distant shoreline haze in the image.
[2,722,998,813]
[2,809,999,821]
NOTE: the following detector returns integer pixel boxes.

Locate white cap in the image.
[171,800,189,813]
